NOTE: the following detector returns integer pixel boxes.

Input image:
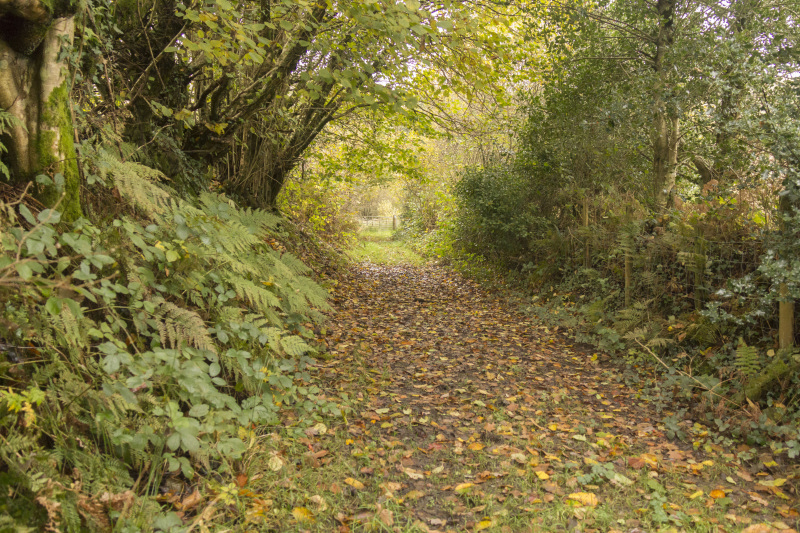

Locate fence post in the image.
[778,195,794,349]
[624,206,632,308]
[779,284,794,349]
[694,225,706,311]
[392,215,397,231]
[583,196,590,268]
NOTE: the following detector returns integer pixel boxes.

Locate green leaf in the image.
[45,297,62,316]
[15,262,33,280]
[166,432,181,451]
[189,404,210,417]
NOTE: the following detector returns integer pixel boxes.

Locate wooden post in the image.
[694,226,706,311]
[779,284,794,350]
[778,194,794,349]
[624,207,632,308]
[392,215,397,231]
[583,196,590,268]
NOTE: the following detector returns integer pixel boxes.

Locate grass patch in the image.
[350,228,426,266]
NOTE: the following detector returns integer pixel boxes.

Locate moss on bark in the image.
[35,82,82,221]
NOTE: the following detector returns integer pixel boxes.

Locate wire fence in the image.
[358,216,401,231]
[559,200,794,343]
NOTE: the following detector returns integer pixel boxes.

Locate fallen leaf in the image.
[375,504,394,526]
[310,495,328,512]
[268,455,284,472]
[758,479,786,488]
[741,525,778,533]
[710,489,726,499]
[292,507,315,523]
[345,477,365,490]
[641,453,659,468]
[404,468,425,480]
[535,471,550,480]
[468,442,485,451]
[177,489,203,511]
[475,518,495,531]
[628,457,646,469]
[567,492,599,506]
[455,483,475,494]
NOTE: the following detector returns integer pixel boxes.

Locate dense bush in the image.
[0,152,336,530]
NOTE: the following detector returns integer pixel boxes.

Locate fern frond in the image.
[94,150,173,217]
[734,340,761,377]
[280,335,312,357]
[151,298,216,354]
[224,275,280,312]
[646,337,672,349]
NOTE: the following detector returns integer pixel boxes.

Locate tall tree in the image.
[95,0,519,209]
[0,0,81,219]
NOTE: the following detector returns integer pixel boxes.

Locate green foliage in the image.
[734,339,761,378]
[0,155,333,529]
[278,175,359,251]
[0,108,21,181]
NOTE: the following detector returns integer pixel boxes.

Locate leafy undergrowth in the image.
[349,229,426,266]
[221,257,800,533]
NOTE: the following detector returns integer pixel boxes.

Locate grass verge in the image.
[350,228,426,266]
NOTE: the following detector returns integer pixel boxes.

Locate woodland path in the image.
[299,261,798,532]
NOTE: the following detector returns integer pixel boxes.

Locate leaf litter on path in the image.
[244,262,800,532]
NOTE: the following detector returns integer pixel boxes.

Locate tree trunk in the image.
[651,0,677,211]
[0,1,81,220]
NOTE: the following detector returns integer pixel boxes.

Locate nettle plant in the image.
[0,154,336,529]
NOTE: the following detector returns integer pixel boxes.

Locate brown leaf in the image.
[177,489,203,512]
[628,457,646,469]
[741,525,778,533]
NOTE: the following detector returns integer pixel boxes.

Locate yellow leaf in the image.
[763,460,779,467]
[403,468,424,480]
[758,478,786,487]
[268,455,284,472]
[710,489,726,499]
[689,490,704,499]
[475,518,494,531]
[292,507,315,523]
[381,422,393,428]
[535,471,550,480]
[454,482,474,494]
[567,492,599,506]
[468,442,485,451]
[345,477,365,490]
[641,454,659,467]
[701,460,714,466]
[548,423,558,431]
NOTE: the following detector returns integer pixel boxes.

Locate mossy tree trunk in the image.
[0,0,81,220]
[651,0,679,211]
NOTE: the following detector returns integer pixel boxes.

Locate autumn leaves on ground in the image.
[241,232,799,532]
